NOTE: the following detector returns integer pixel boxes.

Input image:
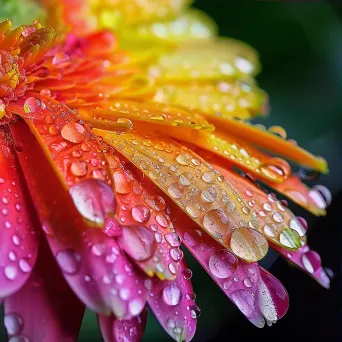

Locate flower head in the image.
[0,3,332,341]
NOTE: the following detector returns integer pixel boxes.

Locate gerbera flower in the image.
[0,2,332,342]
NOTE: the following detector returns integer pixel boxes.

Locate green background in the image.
[0,0,341,341]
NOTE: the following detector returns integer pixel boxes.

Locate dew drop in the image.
[176,153,191,166]
[165,233,181,247]
[243,277,253,288]
[70,179,116,224]
[201,171,216,183]
[201,187,217,203]
[190,305,201,319]
[182,269,192,280]
[4,313,23,335]
[61,122,86,143]
[70,161,88,177]
[128,298,145,316]
[56,249,81,275]
[131,205,151,223]
[23,97,41,114]
[4,265,17,280]
[162,284,182,306]
[279,228,300,249]
[170,248,183,261]
[19,258,32,273]
[209,250,237,279]
[289,218,306,237]
[91,243,106,256]
[302,251,321,274]
[168,183,184,199]
[203,209,229,237]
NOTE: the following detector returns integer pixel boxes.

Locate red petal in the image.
[98,308,147,342]
[10,120,148,319]
[0,126,39,299]
[148,260,197,342]
[4,238,84,342]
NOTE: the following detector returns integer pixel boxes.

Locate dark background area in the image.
[0,1,341,341]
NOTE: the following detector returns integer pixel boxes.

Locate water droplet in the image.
[289,218,306,237]
[9,336,29,342]
[128,298,145,316]
[56,249,81,275]
[263,202,272,212]
[263,225,275,237]
[113,172,131,195]
[70,161,88,177]
[145,196,166,212]
[70,179,116,225]
[168,183,184,199]
[209,250,237,279]
[309,185,331,208]
[91,243,106,256]
[268,126,287,139]
[165,233,181,247]
[119,288,130,300]
[201,187,217,203]
[131,205,151,223]
[203,209,229,237]
[302,251,321,274]
[162,284,182,306]
[202,171,216,183]
[176,153,191,166]
[231,289,255,317]
[121,225,156,261]
[182,269,192,280]
[23,97,41,114]
[279,228,300,249]
[4,265,17,280]
[12,235,20,246]
[243,277,253,288]
[168,262,177,275]
[52,52,71,65]
[190,305,201,319]
[272,212,283,223]
[61,122,86,143]
[19,258,32,273]
[170,248,183,261]
[4,313,23,335]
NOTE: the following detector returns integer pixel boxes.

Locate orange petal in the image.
[95,129,268,262]
[212,164,304,250]
[265,174,328,216]
[102,151,182,280]
[206,117,328,173]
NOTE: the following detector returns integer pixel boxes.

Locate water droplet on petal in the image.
[231,289,255,317]
[56,249,81,275]
[121,225,156,261]
[23,97,41,114]
[18,258,32,273]
[131,205,151,223]
[302,251,321,274]
[203,209,229,237]
[279,228,300,249]
[208,250,237,279]
[61,122,87,143]
[70,161,88,177]
[128,298,145,316]
[182,269,192,280]
[190,305,201,319]
[4,313,23,335]
[162,284,182,306]
[52,52,71,65]
[70,179,116,225]
[4,265,17,280]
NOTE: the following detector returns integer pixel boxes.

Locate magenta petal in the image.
[0,127,39,299]
[176,219,289,327]
[148,260,197,342]
[272,243,330,288]
[4,238,84,342]
[98,309,147,342]
[49,229,149,319]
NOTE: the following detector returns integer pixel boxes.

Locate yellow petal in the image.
[95,129,268,262]
[154,79,268,120]
[147,38,260,82]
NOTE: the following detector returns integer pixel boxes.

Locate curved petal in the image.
[98,130,268,262]
[265,174,328,216]
[148,260,197,342]
[10,120,148,319]
[0,126,39,299]
[207,118,327,173]
[98,309,147,342]
[4,238,84,342]
[175,214,289,326]
[272,243,330,289]
[212,163,303,250]
[7,99,114,228]
[105,152,182,280]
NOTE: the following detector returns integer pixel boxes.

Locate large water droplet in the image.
[4,265,17,280]
[302,250,321,274]
[61,122,86,143]
[165,233,181,247]
[308,185,331,209]
[279,228,300,249]
[131,205,151,223]
[209,250,238,279]
[203,209,229,237]
[162,284,182,306]
[168,183,184,199]
[70,179,116,225]
[52,52,71,65]
[4,313,23,335]
[70,161,88,177]
[23,97,41,114]
[121,225,156,261]
[128,298,145,316]
[289,218,306,237]
[56,249,81,275]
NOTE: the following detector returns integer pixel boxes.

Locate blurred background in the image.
[0,0,341,341]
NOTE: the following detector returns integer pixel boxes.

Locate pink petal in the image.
[0,126,39,299]
[148,260,197,342]
[175,213,289,327]
[10,121,148,319]
[272,243,330,289]
[98,309,147,342]
[4,238,84,342]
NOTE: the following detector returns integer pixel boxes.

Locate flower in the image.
[0,6,332,342]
